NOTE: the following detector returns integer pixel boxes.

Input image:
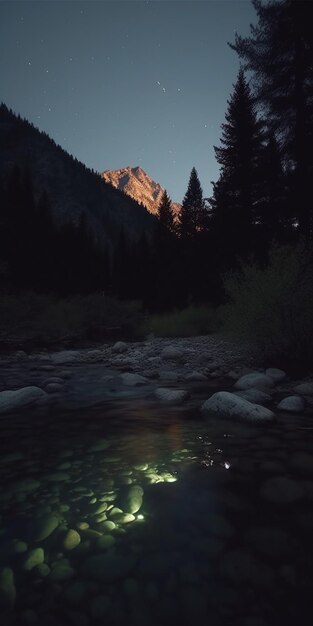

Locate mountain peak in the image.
[101,166,181,216]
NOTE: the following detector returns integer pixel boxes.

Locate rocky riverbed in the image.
[0,334,313,420]
[1,335,313,626]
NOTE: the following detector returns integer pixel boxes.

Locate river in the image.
[1,392,313,625]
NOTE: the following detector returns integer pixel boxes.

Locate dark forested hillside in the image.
[0,104,156,249]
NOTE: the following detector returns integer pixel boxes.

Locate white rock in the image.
[51,350,78,365]
[234,373,275,391]
[265,368,286,382]
[86,350,103,360]
[201,391,275,423]
[154,388,189,405]
[294,382,313,395]
[277,396,305,413]
[161,346,184,361]
[0,387,47,414]
[235,389,272,406]
[112,341,128,354]
[14,350,27,360]
[119,373,147,387]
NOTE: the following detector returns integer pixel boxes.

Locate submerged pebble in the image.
[63,529,81,550]
[23,548,44,571]
[0,567,16,609]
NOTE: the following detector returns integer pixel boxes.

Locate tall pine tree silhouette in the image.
[210,69,263,264]
[257,132,290,244]
[157,189,175,234]
[178,167,205,238]
[230,0,313,238]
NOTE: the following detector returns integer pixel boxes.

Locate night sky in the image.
[0,0,255,203]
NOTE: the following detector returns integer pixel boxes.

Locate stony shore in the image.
[0,334,313,419]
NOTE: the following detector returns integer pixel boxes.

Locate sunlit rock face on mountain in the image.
[102,166,181,216]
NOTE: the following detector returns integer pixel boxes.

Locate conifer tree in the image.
[230,0,313,236]
[157,189,175,234]
[178,167,205,237]
[257,132,291,242]
[210,69,264,260]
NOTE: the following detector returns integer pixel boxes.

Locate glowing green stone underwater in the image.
[1,402,313,625]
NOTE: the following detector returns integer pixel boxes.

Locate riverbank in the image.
[0,334,313,419]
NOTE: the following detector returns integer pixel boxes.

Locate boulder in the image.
[154,388,189,405]
[63,529,81,550]
[294,382,313,395]
[265,368,287,382]
[119,373,147,387]
[201,391,275,423]
[161,346,185,361]
[28,514,60,542]
[45,383,63,393]
[51,350,78,365]
[234,389,272,406]
[112,341,128,354]
[0,387,47,414]
[85,349,103,360]
[118,485,144,514]
[277,396,305,413]
[234,373,275,391]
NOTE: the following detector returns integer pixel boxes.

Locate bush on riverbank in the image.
[0,292,143,349]
[142,305,220,337]
[221,242,313,369]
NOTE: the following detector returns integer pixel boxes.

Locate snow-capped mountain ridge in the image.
[101,165,181,216]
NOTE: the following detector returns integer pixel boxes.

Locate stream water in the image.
[1,397,313,626]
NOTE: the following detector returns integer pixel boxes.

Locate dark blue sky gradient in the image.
[0,1,255,203]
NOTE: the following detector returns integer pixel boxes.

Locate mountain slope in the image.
[102,165,181,217]
[0,104,156,248]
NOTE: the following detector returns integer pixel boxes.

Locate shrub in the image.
[0,292,143,348]
[142,305,219,337]
[221,242,313,369]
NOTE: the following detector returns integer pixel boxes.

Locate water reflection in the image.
[0,404,313,625]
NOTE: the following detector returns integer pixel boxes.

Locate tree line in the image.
[154,0,313,307]
[1,0,312,311]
